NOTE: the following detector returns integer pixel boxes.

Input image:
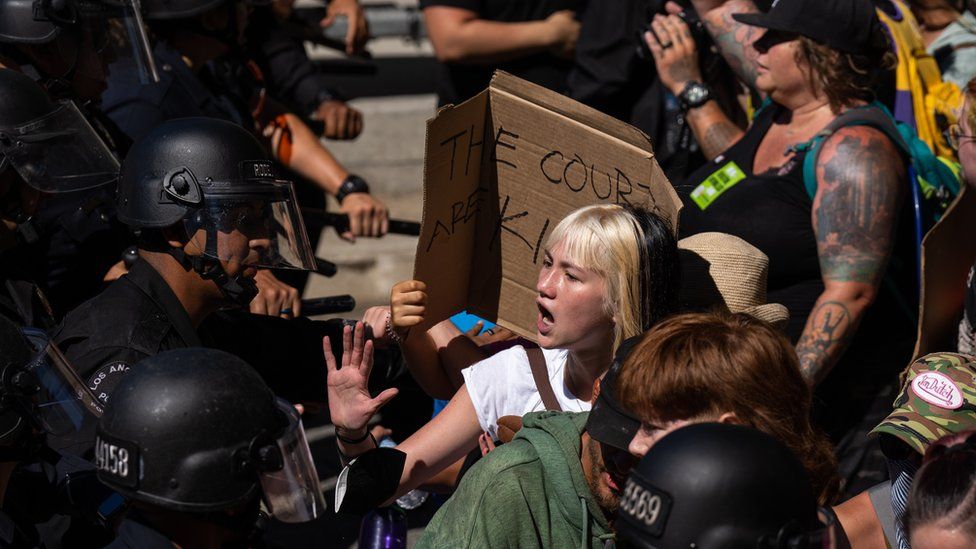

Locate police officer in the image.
[0,1,150,316]
[616,423,838,549]
[95,347,326,548]
[53,117,343,421]
[0,68,123,327]
[100,0,389,242]
[0,314,108,547]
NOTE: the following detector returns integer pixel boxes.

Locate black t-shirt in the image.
[420,0,585,105]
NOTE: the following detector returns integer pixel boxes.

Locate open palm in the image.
[324,322,398,434]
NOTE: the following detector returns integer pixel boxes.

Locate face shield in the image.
[18,328,103,437]
[182,179,316,272]
[86,0,160,84]
[0,100,120,193]
[253,399,326,523]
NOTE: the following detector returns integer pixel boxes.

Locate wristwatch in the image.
[335,174,370,204]
[678,81,713,112]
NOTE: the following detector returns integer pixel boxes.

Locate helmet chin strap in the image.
[167,246,258,309]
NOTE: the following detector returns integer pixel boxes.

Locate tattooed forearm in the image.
[814,128,905,286]
[689,111,745,159]
[796,300,854,386]
[695,0,763,90]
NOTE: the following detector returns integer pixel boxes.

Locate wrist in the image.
[336,426,369,443]
[678,81,713,113]
[335,174,370,204]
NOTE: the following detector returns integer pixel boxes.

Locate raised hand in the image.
[324,322,398,440]
[390,280,427,341]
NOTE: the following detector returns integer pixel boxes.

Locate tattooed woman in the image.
[646,0,912,495]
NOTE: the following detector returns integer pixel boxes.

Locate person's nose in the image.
[537,268,557,298]
[628,435,651,459]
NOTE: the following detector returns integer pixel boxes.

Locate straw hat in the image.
[678,232,790,329]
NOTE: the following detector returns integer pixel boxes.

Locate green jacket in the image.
[417,411,613,549]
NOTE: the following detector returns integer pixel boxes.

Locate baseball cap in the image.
[732,0,888,55]
[871,353,976,456]
[586,335,642,451]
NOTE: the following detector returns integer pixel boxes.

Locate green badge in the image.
[690,161,746,210]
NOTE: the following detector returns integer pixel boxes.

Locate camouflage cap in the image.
[871,353,976,455]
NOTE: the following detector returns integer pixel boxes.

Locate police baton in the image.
[301,208,421,236]
[300,294,356,316]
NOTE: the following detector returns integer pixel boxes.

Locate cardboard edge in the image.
[489,70,657,155]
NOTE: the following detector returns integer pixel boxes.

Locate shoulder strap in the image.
[799,103,910,200]
[867,481,898,546]
[526,347,561,412]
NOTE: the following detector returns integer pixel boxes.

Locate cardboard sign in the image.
[914,185,976,360]
[413,72,682,340]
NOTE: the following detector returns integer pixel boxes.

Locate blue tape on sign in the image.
[449,311,495,334]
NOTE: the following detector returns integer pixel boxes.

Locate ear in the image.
[716,412,742,425]
[592,377,602,401]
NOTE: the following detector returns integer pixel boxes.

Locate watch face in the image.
[681,83,711,109]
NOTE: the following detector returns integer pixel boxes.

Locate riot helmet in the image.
[94,348,325,523]
[0,69,120,193]
[616,423,834,549]
[0,315,103,461]
[117,118,315,305]
[0,0,159,83]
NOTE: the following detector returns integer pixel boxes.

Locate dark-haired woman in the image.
[905,430,976,549]
[648,0,913,494]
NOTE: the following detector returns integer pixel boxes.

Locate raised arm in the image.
[796,126,905,386]
[645,11,745,159]
[688,0,763,92]
[423,6,580,64]
[391,280,489,399]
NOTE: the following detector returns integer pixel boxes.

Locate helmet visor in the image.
[0,101,120,192]
[258,399,326,523]
[20,328,103,437]
[90,0,160,83]
[183,180,317,271]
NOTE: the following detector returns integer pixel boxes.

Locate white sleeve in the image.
[461,346,525,438]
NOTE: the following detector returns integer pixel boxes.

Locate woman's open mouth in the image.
[537,301,554,335]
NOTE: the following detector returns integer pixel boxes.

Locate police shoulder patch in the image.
[87,361,132,405]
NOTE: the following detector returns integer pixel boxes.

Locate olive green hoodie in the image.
[417,411,614,549]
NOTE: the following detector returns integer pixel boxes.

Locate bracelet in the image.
[336,428,371,445]
[385,311,407,346]
[336,433,377,466]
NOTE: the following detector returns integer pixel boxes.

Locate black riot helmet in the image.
[0,0,159,83]
[0,315,103,460]
[94,348,325,522]
[616,423,835,549]
[0,69,120,193]
[117,117,315,305]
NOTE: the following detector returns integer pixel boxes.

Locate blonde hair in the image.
[545,204,647,351]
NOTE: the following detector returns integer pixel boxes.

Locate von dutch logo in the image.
[912,372,964,409]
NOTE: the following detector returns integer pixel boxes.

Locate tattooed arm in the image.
[796,126,905,386]
[644,13,745,158]
[689,0,764,92]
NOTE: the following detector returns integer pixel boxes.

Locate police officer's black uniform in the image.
[52,258,201,403]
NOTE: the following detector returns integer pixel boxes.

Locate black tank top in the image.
[676,104,822,339]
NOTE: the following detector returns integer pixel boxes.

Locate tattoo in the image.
[668,61,700,89]
[796,300,852,385]
[700,0,762,90]
[814,129,904,285]
[698,119,742,159]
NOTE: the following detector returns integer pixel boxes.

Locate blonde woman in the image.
[326,204,678,511]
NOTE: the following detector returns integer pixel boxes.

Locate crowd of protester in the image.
[2,0,976,547]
